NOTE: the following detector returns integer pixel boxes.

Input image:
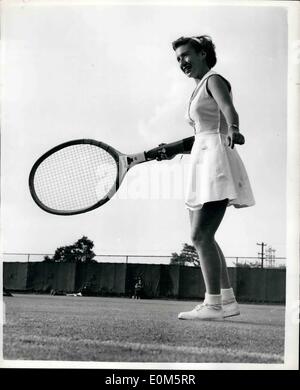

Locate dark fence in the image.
[75,262,127,296]
[3,262,286,303]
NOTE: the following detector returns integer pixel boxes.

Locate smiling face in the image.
[175,42,208,80]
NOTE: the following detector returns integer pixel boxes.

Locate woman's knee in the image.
[191,229,214,247]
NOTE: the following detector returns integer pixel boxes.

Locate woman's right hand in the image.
[156,143,177,161]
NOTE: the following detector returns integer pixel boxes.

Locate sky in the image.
[1,1,290,266]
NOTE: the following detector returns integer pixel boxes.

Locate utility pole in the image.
[266,247,272,268]
[271,248,276,268]
[256,242,267,268]
[265,246,277,268]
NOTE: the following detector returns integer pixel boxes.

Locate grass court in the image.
[3,294,285,364]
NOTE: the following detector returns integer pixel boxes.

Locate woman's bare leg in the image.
[215,241,231,289]
[189,210,231,290]
[182,199,240,319]
[189,199,228,295]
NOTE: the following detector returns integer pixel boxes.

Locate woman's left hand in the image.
[227,130,245,149]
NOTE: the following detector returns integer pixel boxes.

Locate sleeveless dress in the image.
[185,69,255,210]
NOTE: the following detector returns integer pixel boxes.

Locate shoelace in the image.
[195,303,222,311]
[194,304,205,311]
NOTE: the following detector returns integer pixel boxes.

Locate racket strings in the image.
[34,144,118,212]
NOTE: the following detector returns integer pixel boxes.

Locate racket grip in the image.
[144,136,195,160]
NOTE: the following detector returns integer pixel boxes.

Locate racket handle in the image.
[144,136,195,160]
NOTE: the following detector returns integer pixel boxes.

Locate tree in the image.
[278,264,286,269]
[235,262,251,268]
[170,243,200,267]
[43,236,96,263]
[235,260,261,268]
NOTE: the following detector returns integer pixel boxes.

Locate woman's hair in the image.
[172,35,217,69]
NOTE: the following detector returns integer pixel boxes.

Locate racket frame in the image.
[29,139,126,216]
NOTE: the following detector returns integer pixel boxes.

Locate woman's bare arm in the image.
[207,75,245,148]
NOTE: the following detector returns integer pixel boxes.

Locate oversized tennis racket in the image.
[29,136,194,215]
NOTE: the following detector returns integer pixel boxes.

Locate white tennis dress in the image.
[185,69,255,210]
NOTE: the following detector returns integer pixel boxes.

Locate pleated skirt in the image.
[185,132,255,210]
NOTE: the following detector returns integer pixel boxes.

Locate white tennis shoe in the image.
[178,303,224,321]
[178,300,240,321]
[222,300,240,318]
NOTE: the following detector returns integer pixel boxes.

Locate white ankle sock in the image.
[204,293,222,305]
[221,288,235,302]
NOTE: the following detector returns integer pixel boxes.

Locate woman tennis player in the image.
[161,35,255,320]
